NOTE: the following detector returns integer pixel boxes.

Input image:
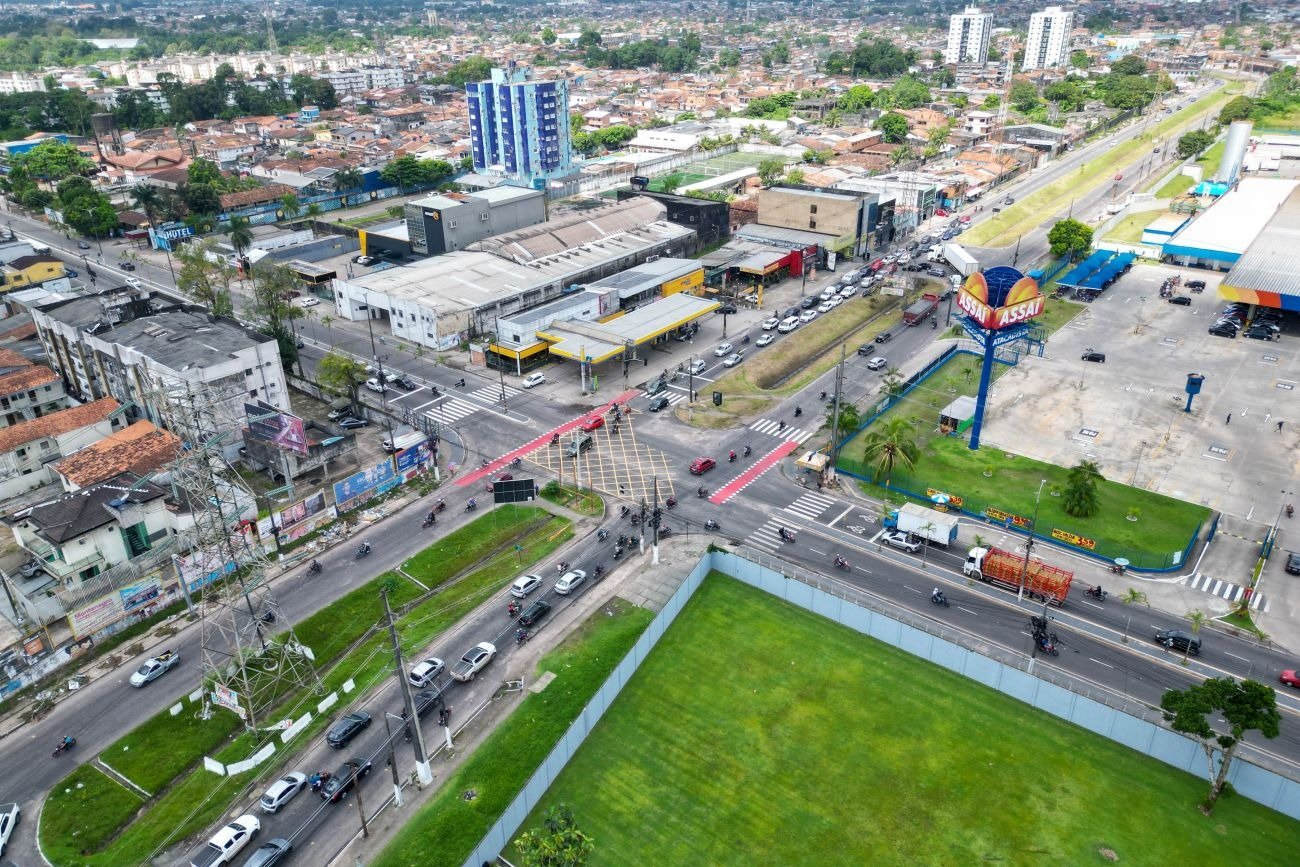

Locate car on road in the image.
[191,814,260,866]
[817,301,835,314]
[259,773,308,814]
[820,287,839,301]
[241,839,292,867]
[130,651,180,687]
[517,598,552,628]
[414,687,444,717]
[713,342,734,357]
[326,711,371,748]
[838,285,857,299]
[857,344,875,357]
[866,356,888,371]
[1281,670,1300,689]
[0,802,18,858]
[511,573,544,597]
[688,358,707,375]
[647,394,670,412]
[881,530,922,553]
[579,415,605,432]
[321,758,372,802]
[295,297,320,308]
[1155,628,1201,656]
[717,303,738,315]
[940,229,956,241]
[450,642,496,681]
[125,276,142,289]
[875,331,893,344]
[336,416,368,429]
[408,658,445,687]
[364,377,387,393]
[777,316,800,333]
[756,333,776,347]
[723,352,744,368]
[1003,196,1015,206]
[644,378,667,397]
[353,255,376,265]
[801,295,820,309]
[389,375,417,390]
[555,569,587,595]
[761,316,780,330]
[77,241,91,249]
[522,372,545,389]
[119,260,135,270]
[1285,552,1300,575]
[799,310,818,324]
[690,456,717,475]
[927,266,947,277]
[1081,350,1106,363]
[1168,296,1192,306]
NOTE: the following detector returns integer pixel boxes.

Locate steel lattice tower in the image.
[152,375,319,729]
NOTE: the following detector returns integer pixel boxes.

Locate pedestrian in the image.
[1225,412,1231,425]
[1278,421,1285,432]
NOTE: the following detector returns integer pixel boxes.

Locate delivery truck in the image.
[882,503,959,546]
[962,546,1074,606]
[902,292,940,325]
[943,243,979,277]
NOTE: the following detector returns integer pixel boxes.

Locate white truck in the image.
[450,642,497,682]
[129,650,180,687]
[943,243,979,277]
[881,503,959,546]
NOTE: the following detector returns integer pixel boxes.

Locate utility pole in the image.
[346,760,370,837]
[1016,480,1048,602]
[638,496,648,554]
[381,712,404,807]
[826,344,846,487]
[381,589,434,785]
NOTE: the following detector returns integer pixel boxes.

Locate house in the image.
[0,352,69,429]
[899,107,952,135]
[1,255,67,291]
[0,397,121,499]
[963,110,996,137]
[52,419,179,491]
[102,148,186,180]
[195,135,260,169]
[217,183,299,214]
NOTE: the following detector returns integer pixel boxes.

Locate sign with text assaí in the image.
[956,269,1044,331]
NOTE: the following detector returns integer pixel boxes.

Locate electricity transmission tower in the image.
[151,375,319,729]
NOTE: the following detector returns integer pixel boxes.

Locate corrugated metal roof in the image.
[1166,177,1298,258]
[1222,184,1300,298]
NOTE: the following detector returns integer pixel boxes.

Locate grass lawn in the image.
[1103,210,1163,244]
[374,597,655,867]
[1155,173,1197,199]
[539,483,603,516]
[1255,102,1300,132]
[516,575,1297,866]
[1152,139,1227,198]
[40,765,144,864]
[965,87,1236,248]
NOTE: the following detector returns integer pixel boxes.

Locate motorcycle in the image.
[697,486,708,499]
[665,496,678,509]
[550,433,560,446]
[728,451,737,463]
[1288,504,1294,519]
[630,514,641,526]
[930,591,949,607]
[556,561,570,574]
[1085,585,1107,601]
[621,505,631,518]
[597,528,609,542]
[931,318,937,330]
[422,512,437,528]
[704,519,720,531]
[53,737,76,758]
[741,334,751,344]
[456,378,466,388]
[510,457,522,469]
[507,601,520,618]
[308,560,322,575]
[465,498,478,512]
[479,458,490,468]
[515,628,530,645]
[355,542,371,559]
[743,445,751,458]
[1108,562,1125,575]
[433,499,446,513]
[833,555,851,572]
[1036,633,1060,656]
[617,534,631,548]
[794,406,803,418]
[613,545,624,560]
[777,528,796,543]
[593,564,606,579]
[261,610,277,623]
[658,526,673,538]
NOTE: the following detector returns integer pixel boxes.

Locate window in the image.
[809,219,817,229]
[810,205,818,215]
[249,389,258,398]
[244,368,253,376]
[122,522,151,557]
[448,220,458,228]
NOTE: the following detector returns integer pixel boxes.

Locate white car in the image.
[295,297,320,308]
[839,285,857,299]
[723,352,744,368]
[260,772,308,814]
[510,573,544,597]
[0,802,18,857]
[688,358,707,375]
[364,377,387,393]
[521,372,545,389]
[713,342,733,357]
[826,296,842,308]
[882,530,921,553]
[898,252,912,265]
[777,316,800,333]
[198,815,260,865]
[408,658,445,687]
[799,310,818,323]
[816,301,835,314]
[820,287,838,301]
[124,276,142,289]
[866,356,888,371]
[555,569,588,595]
[761,317,780,331]
[756,333,776,347]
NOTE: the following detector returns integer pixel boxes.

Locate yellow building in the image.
[1,254,66,291]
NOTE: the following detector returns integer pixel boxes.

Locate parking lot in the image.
[977,262,1299,522]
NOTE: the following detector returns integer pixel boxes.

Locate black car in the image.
[119,261,135,271]
[644,378,667,397]
[1155,629,1201,656]
[1243,328,1276,341]
[1208,325,1238,338]
[321,758,372,802]
[1168,296,1192,306]
[325,711,371,748]
[856,343,874,357]
[1286,552,1300,575]
[801,296,819,310]
[783,306,800,319]
[1081,350,1106,363]
[414,686,444,717]
[337,416,369,429]
[717,303,738,315]
[243,839,292,867]
[518,598,552,628]
[875,331,893,344]
[390,375,417,390]
[1185,279,1207,290]
[646,395,670,412]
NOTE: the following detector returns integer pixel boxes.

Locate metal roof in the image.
[1221,184,1300,309]
[1165,178,1298,259]
[540,293,720,364]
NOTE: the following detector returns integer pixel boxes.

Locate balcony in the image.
[21,536,108,582]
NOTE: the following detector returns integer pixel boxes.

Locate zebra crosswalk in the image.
[1186,573,1268,612]
[748,519,797,553]
[423,397,482,426]
[784,491,838,521]
[467,384,521,404]
[749,418,814,444]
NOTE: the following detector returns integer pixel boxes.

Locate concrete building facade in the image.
[1024,6,1074,71]
[466,65,573,190]
[404,186,546,256]
[946,6,993,65]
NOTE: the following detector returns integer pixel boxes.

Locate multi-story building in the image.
[319,67,406,98]
[0,72,45,94]
[1023,6,1075,71]
[946,6,993,66]
[0,351,70,430]
[0,397,121,499]
[404,187,546,256]
[466,64,573,190]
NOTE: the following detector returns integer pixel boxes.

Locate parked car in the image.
[1208,324,1238,338]
[325,711,371,748]
[119,260,135,270]
[875,331,893,344]
[295,297,320,308]
[353,255,375,265]
[1185,279,1207,290]
[554,569,587,595]
[510,573,544,597]
[320,758,372,802]
[713,342,734,357]
[517,598,552,628]
[647,394,670,412]
[579,415,605,432]
[1285,552,1300,575]
[336,416,369,429]
[1244,328,1277,341]
[756,333,776,347]
[77,241,91,250]
[1081,350,1106,363]
[1281,670,1300,689]
[259,773,308,814]
[1168,296,1192,306]
[717,303,738,315]
[866,356,888,371]
[723,352,744,368]
[881,530,921,553]
[690,456,716,475]
[0,802,18,858]
[241,839,292,867]
[1155,629,1201,656]
[364,378,387,393]
[777,316,800,333]
[522,372,545,389]
[408,658,445,688]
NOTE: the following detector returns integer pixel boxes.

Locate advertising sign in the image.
[244,401,308,455]
[395,442,431,473]
[69,593,125,638]
[956,266,1044,331]
[211,684,245,718]
[333,458,398,510]
[120,578,161,613]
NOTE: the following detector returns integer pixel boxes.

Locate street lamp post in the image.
[1016,479,1048,602]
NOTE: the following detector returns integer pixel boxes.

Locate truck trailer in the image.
[962,546,1074,606]
[882,503,959,546]
[902,292,940,325]
[943,243,979,277]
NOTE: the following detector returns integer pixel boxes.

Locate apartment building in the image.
[946,6,994,65]
[1024,6,1075,71]
[466,65,573,190]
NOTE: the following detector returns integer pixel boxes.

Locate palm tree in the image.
[333,167,363,194]
[130,182,178,282]
[1119,588,1149,642]
[859,417,920,490]
[304,202,323,236]
[1183,609,1207,664]
[226,215,252,260]
[279,192,302,222]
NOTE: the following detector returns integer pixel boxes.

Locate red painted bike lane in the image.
[453,388,642,487]
[709,440,801,504]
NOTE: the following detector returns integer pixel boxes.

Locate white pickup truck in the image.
[129,650,179,687]
[449,642,496,682]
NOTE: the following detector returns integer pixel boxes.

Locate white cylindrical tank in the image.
[1218,120,1253,185]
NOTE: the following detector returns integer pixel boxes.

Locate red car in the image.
[868,258,885,272]
[579,415,605,432]
[1281,670,1300,689]
[689,456,716,475]
[486,473,513,491]
[935,207,949,217]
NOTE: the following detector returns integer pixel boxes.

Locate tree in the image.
[279,192,302,221]
[226,215,253,259]
[835,84,875,114]
[173,240,235,317]
[381,154,431,192]
[1177,130,1214,159]
[981,94,1001,110]
[879,75,931,110]
[889,144,915,167]
[333,167,363,193]
[1160,678,1280,813]
[181,182,222,217]
[1181,609,1207,664]
[245,262,304,370]
[1062,460,1102,517]
[658,173,685,194]
[875,112,909,144]
[757,158,786,186]
[541,27,557,46]
[577,29,602,49]
[317,352,367,402]
[1047,218,1093,260]
[1110,55,1148,76]
[1218,95,1255,125]
[130,183,162,226]
[514,804,594,867]
[64,196,117,237]
[1010,81,1041,114]
[1119,588,1149,642]
[860,417,920,489]
[12,140,95,182]
[187,158,224,188]
[1069,49,1091,70]
[784,168,805,185]
[1043,80,1087,113]
[828,402,860,434]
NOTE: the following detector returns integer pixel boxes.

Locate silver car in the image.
[260,772,308,813]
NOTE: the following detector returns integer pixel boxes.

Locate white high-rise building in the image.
[945,6,993,65]
[1023,6,1074,71]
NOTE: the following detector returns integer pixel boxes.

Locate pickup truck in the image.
[449,642,497,682]
[188,814,259,866]
[129,650,179,687]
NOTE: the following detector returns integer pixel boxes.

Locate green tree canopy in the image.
[1109,54,1148,76]
[860,417,920,488]
[12,140,95,181]
[1218,95,1255,125]
[875,112,909,144]
[317,352,367,399]
[1010,81,1041,114]
[514,804,594,867]
[1176,130,1214,159]
[1062,459,1102,517]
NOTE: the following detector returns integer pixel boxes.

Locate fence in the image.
[462,549,1300,866]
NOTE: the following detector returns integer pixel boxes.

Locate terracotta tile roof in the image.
[0,364,58,397]
[218,183,296,210]
[0,397,118,454]
[53,420,180,488]
[0,347,32,371]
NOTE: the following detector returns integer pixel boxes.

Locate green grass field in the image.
[1103,210,1163,244]
[1152,139,1227,198]
[517,575,1297,866]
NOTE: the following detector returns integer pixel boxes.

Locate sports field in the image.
[518,575,1295,866]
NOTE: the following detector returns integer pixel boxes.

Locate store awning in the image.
[737,251,788,275]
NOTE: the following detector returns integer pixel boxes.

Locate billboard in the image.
[333,458,398,510]
[955,266,1044,331]
[395,442,431,473]
[244,401,308,455]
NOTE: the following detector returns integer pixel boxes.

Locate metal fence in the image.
[462,550,1300,866]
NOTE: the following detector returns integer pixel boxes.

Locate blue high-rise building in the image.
[466,65,572,190]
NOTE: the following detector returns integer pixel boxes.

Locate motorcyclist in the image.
[794,406,803,417]
[931,588,946,605]
[426,510,437,525]
[728,450,737,462]
[360,540,371,554]
[743,445,751,457]
[309,559,321,573]
[467,497,477,509]
[62,735,74,748]
[697,486,707,497]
